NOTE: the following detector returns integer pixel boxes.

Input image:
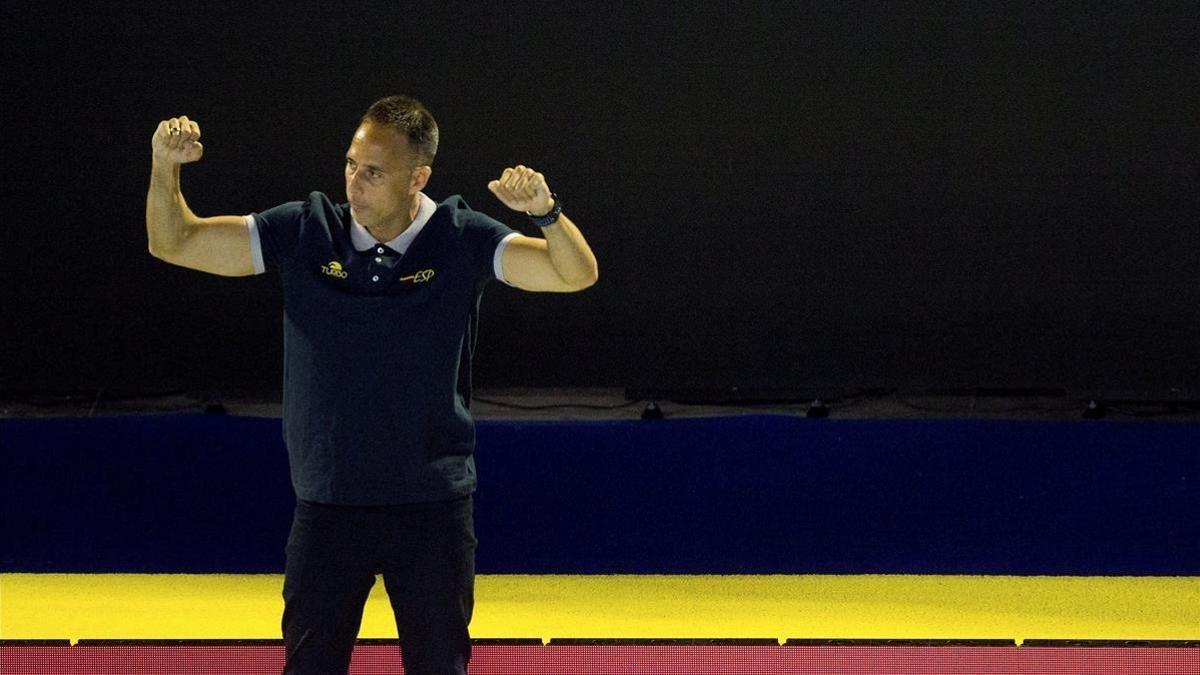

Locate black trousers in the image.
[281,494,476,675]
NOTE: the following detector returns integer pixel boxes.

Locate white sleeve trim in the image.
[245,215,266,275]
[493,232,521,286]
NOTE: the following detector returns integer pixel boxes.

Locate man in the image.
[145,95,598,675]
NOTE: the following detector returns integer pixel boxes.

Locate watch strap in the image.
[527,194,562,227]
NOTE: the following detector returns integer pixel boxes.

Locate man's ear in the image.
[412,165,432,193]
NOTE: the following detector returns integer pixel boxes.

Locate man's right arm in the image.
[146,116,255,277]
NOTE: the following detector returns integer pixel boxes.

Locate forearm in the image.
[145,160,198,257]
[540,212,598,287]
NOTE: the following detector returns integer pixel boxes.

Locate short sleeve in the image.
[249,200,305,271]
[462,212,519,285]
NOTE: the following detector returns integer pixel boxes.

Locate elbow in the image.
[568,263,599,291]
[146,220,189,263]
[147,235,175,262]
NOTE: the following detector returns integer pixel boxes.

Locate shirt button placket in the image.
[373,247,385,283]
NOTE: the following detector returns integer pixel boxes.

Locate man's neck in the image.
[365,196,422,243]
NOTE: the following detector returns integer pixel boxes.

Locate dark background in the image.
[1,1,1197,401]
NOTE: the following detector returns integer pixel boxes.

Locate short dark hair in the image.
[361,95,439,166]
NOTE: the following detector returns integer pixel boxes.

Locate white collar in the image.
[350,192,437,254]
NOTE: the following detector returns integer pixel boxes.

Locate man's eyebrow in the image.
[345,156,386,173]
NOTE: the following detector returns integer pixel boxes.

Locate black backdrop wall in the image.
[1,2,1196,399]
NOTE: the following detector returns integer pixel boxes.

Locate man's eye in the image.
[369,170,382,179]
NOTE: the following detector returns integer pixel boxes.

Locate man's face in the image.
[344,120,424,228]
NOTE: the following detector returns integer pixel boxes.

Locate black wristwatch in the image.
[527,193,562,227]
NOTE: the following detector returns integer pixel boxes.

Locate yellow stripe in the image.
[2,574,1197,643]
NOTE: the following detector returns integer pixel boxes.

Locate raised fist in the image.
[152,116,204,165]
[488,165,554,215]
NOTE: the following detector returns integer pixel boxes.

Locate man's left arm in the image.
[489,166,598,293]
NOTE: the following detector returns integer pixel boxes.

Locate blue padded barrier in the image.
[1,415,1197,574]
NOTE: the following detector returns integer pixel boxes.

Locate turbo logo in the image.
[321,261,349,279]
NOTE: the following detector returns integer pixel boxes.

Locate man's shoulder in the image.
[305,191,350,221]
[293,192,351,242]
[432,194,507,233]
[433,194,475,223]
[258,191,348,225]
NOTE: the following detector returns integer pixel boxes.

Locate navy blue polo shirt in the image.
[246,191,518,505]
